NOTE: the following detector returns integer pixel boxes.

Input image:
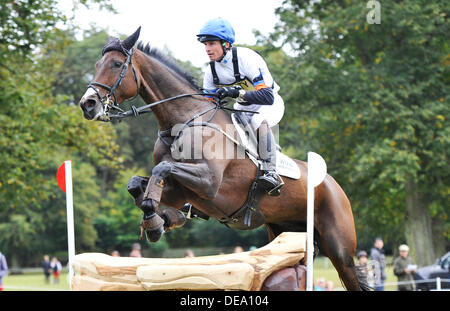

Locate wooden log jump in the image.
[71,232,306,291]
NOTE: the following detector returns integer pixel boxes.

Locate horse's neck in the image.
[136,53,210,130]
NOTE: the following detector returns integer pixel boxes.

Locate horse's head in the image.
[79,27,141,121]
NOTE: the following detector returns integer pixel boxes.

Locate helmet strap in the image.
[219,40,231,61]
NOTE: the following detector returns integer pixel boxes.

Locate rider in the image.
[197,18,285,195]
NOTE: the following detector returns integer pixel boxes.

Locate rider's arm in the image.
[202,68,218,100]
[238,48,275,106]
[240,83,274,106]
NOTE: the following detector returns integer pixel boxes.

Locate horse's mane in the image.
[136,42,201,91]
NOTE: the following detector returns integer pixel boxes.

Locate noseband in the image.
[87,47,140,120]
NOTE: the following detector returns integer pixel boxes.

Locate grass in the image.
[3,271,70,291]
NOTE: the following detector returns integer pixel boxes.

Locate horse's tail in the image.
[355,265,373,291]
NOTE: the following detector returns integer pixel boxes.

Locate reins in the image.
[105,91,259,122]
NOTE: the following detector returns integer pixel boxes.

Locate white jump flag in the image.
[306,152,327,291]
[56,160,75,290]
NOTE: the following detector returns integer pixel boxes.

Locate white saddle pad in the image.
[231,114,301,180]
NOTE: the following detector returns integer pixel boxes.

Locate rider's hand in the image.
[216,86,241,100]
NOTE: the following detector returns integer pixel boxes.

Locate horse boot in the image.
[140,208,165,242]
[160,207,186,232]
[257,128,284,196]
[139,175,166,242]
[127,176,165,242]
[127,175,149,206]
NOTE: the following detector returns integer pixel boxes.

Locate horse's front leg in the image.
[127,166,183,242]
[133,159,221,242]
[127,174,187,240]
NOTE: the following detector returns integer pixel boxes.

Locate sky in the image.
[58,0,283,68]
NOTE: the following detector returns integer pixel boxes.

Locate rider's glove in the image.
[216,86,241,100]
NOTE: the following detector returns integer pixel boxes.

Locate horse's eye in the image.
[114,61,122,68]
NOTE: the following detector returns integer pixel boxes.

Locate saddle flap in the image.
[231,113,301,180]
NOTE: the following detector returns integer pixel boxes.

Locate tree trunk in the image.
[404,178,435,266]
[432,217,447,258]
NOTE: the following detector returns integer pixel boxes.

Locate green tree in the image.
[263,0,449,264]
[0,0,120,266]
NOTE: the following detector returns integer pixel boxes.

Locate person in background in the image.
[314,277,326,291]
[42,255,51,283]
[111,250,120,257]
[0,251,8,291]
[370,237,386,291]
[50,256,62,284]
[393,244,417,291]
[184,249,195,258]
[129,243,142,257]
[233,246,244,253]
[326,280,334,291]
[356,250,369,284]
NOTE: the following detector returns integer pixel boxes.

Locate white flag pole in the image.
[306,152,327,291]
[64,160,75,290]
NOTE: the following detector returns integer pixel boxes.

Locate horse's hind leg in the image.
[317,226,361,290]
[316,179,361,291]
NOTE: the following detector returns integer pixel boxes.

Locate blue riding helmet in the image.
[197,18,235,44]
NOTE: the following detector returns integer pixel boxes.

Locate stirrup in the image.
[268,182,284,196]
[258,172,284,196]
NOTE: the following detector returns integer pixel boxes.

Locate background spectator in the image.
[314,277,326,291]
[50,257,62,284]
[370,237,386,290]
[184,249,195,258]
[42,255,51,283]
[0,251,8,291]
[129,243,142,257]
[393,244,417,291]
[233,246,244,253]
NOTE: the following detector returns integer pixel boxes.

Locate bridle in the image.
[87,46,140,120]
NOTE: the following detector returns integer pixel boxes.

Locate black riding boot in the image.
[257,129,283,196]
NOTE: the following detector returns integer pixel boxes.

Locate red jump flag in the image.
[56,162,67,192]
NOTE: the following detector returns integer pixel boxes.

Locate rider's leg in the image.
[257,120,283,196]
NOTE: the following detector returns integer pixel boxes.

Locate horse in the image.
[79,28,370,291]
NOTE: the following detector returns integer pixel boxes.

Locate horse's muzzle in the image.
[79,97,106,121]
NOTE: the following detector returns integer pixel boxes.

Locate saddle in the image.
[231,112,301,180]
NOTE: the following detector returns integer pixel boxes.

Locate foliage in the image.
[259,0,449,256]
[0,0,120,266]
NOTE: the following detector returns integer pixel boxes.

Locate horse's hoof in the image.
[145,226,164,243]
[127,176,148,198]
[141,199,156,214]
[161,209,186,232]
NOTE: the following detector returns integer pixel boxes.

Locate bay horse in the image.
[79,28,369,291]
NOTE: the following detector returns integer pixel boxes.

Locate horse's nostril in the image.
[81,98,97,113]
[85,99,96,109]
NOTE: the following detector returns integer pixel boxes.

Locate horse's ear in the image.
[122,26,141,51]
[106,36,116,45]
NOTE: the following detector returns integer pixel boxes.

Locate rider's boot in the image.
[257,126,283,196]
